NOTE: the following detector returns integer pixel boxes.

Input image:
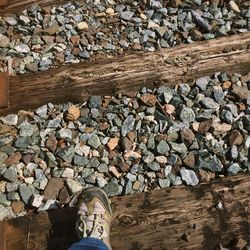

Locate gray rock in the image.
[15,44,30,53]
[1,114,18,126]
[19,121,35,137]
[124,181,133,195]
[3,166,17,182]
[121,115,135,137]
[73,155,88,166]
[19,184,35,205]
[47,117,61,128]
[125,173,137,182]
[103,181,120,197]
[14,137,31,149]
[0,205,14,220]
[220,110,233,124]
[0,152,8,165]
[156,140,170,155]
[58,146,75,163]
[97,163,109,173]
[228,163,241,175]
[173,176,183,186]
[164,165,172,177]
[120,11,134,21]
[35,105,47,118]
[87,135,101,149]
[158,178,170,188]
[196,76,210,91]
[81,168,93,178]
[88,96,102,108]
[179,107,196,123]
[6,192,20,201]
[58,128,72,139]
[170,142,187,154]
[180,167,199,186]
[66,178,83,195]
[191,11,211,32]
[148,162,160,172]
[5,17,17,26]
[201,97,220,110]
[0,193,11,206]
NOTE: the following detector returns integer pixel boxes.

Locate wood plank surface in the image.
[1,174,249,250]
[0,32,250,116]
[0,0,69,15]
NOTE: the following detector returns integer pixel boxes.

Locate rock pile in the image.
[0,71,249,219]
[0,0,249,74]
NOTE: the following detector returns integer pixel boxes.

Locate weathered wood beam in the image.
[1,174,249,250]
[0,32,249,116]
[0,0,68,15]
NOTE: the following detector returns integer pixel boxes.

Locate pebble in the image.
[103,181,120,197]
[121,115,135,137]
[66,179,83,195]
[179,107,196,123]
[180,168,199,186]
[1,114,18,126]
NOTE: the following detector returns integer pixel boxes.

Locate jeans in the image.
[69,237,109,250]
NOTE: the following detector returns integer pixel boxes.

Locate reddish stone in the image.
[127,131,136,142]
[118,162,130,173]
[12,201,25,214]
[44,178,64,200]
[140,94,157,106]
[45,135,58,152]
[228,130,243,146]
[5,152,22,166]
[70,35,80,45]
[58,186,71,205]
[22,154,33,165]
[181,128,195,146]
[198,119,213,134]
[120,137,133,151]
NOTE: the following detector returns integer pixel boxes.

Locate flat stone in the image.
[0,193,11,206]
[183,151,196,168]
[36,105,47,118]
[47,117,61,128]
[0,205,14,220]
[107,137,119,151]
[66,179,83,195]
[77,21,89,30]
[30,194,44,208]
[19,121,35,137]
[228,130,243,146]
[0,151,8,165]
[158,178,170,188]
[201,98,220,110]
[3,166,17,182]
[121,115,135,137]
[15,44,30,53]
[228,0,240,13]
[19,184,35,205]
[66,105,80,121]
[88,96,102,108]
[44,178,64,200]
[58,146,75,163]
[170,142,187,154]
[120,11,134,21]
[1,114,18,126]
[62,168,74,178]
[0,34,10,48]
[179,107,196,123]
[228,163,241,175]
[103,181,120,197]
[140,94,157,107]
[180,167,199,186]
[181,128,195,145]
[87,135,101,149]
[156,140,169,155]
[148,162,160,172]
[58,128,72,139]
[12,201,25,214]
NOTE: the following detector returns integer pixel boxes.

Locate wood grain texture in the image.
[0,32,250,116]
[0,0,68,15]
[1,174,249,250]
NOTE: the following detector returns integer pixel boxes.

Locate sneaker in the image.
[75,187,112,249]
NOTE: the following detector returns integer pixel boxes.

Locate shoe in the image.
[75,187,112,249]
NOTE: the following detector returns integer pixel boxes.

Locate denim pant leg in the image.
[69,237,109,250]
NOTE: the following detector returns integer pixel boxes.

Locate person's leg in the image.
[69,187,112,250]
[69,237,109,250]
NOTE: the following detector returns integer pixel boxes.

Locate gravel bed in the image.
[0,71,249,219]
[0,0,250,74]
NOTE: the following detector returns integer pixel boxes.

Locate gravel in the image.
[0,0,249,74]
[0,72,250,218]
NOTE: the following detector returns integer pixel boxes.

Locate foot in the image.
[75,187,112,249]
